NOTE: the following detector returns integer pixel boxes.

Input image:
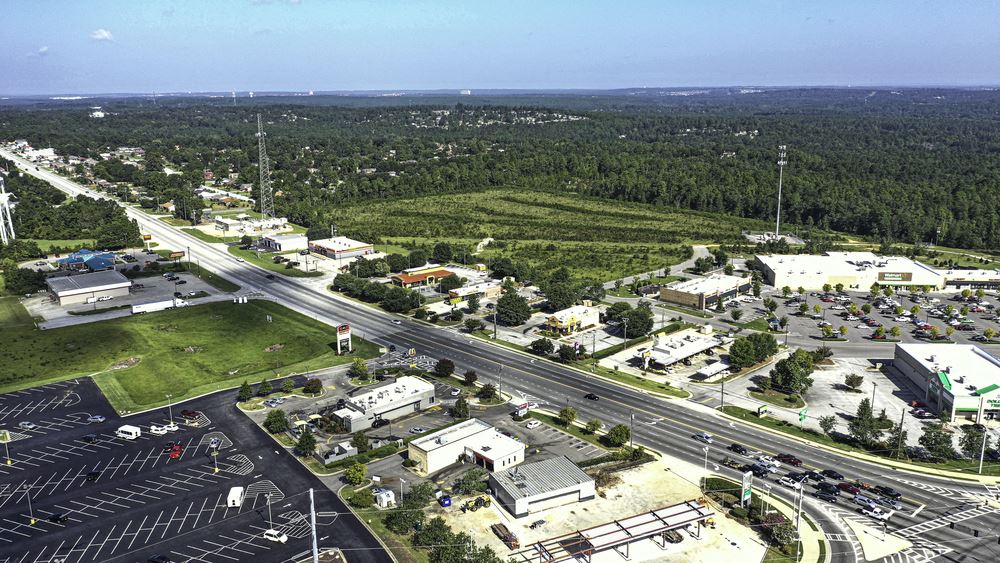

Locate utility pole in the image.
[166,394,174,426]
[24,484,35,525]
[622,318,629,352]
[309,488,320,563]
[266,493,273,529]
[630,412,635,449]
[775,145,787,237]
[895,407,906,458]
[497,364,503,402]
[793,485,804,562]
[871,382,877,411]
[721,379,725,409]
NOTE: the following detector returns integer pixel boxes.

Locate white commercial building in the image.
[893,343,1000,422]
[490,456,595,518]
[632,327,720,369]
[659,274,751,310]
[46,270,132,306]
[329,376,436,433]
[260,233,308,252]
[407,418,524,476]
[308,236,374,259]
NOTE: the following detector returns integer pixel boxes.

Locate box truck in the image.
[131,298,190,315]
[116,425,142,440]
[227,486,245,508]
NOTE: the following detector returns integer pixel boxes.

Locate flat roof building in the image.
[490,456,595,518]
[260,233,308,252]
[308,236,374,260]
[660,274,751,310]
[633,327,720,369]
[329,376,435,433]
[754,251,970,291]
[545,305,600,335]
[447,281,502,303]
[408,418,524,476]
[46,270,132,306]
[893,343,1000,422]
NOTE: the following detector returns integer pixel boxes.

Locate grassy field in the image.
[327,189,771,281]
[0,297,34,329]
[227,246,324,278]
[25,239,96,253]
[0,299,378,411]
[181,228,240,244]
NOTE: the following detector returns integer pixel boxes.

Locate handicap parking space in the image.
[0,380,390,563]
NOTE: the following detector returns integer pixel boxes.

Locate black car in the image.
[371,419,389,428]
[81,433,98,444]
[813,491,838,503]
[816,482,840,495]
[266,274,276,280]
[785,472,807,483]
[820,469,844,480]
[803,470,825,482]
[584,393,599,401]
[728,443,749,455]
[162,442,176,452]
[148,557,174,563]
[86,470,101,482]
[874,485,902,499]
[48,513,70,524]
[748,465,769,478]
[175,280,187,285]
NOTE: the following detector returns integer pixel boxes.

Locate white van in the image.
[227,486,245,508]
[115,425,141,440]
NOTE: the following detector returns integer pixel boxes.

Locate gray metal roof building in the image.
[489,456,595,518]
[45,270,132,306]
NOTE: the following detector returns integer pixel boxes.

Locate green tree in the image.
[559,406,578,426]
[606,301,632,324]
[452,396,470,419]
[985,328,996,341]
[798,302,808,315]
[385,504,426,534]
[463,369,478,385]
[449,308,464,321]
[530,338,555,355]
[348,357,369,381]
[838,325,848,337]
[890,326,901,338]
[458,468,488,494]
[813,303,822,315]
[730,309,744,321]
[258,378,272,396]
[847,398,880,448]
[303,378,323,394]
[604,424,631,447]
[237,380,253,402]
[624,306,654,336]
[439,274,462,293]
[432,242,453,263]
[752,278,762,297]
[466,293,481,312]
[844,373,864,391]
[764,298,778,314]
[945,326,955,339]
[349,488,375,509]
[911,305,921,316]
[351,432,370,453]
[822,283,832,293]
[586,419,603,434]
[834,283,844,293]
[239,234,253,247]
[919,422,955,460]
[464,317,484,332]
[545,283,579,311]
[558,344,577,363]
[769,348,815,394]
[478,383,498,401]
[2,267,46,294]
[884,423,908,459]
[281,378,295,394]
[818,415,836,435]
[345,461,368,485]
[822,325,834,339]
[495,290,531,326]
[960,426,991,458]
[781,286,791,297]
[294,430,317,457]
[861,303,872,314]
[779,316,789,329]
[434,358,455,377]
[412,516,452,548]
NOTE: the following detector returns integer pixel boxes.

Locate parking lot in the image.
[0,379,389,562]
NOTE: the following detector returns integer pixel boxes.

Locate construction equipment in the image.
[491,523,520,549]
[462,496,492,512]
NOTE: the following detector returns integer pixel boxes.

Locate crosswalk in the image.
[893,505,998,538]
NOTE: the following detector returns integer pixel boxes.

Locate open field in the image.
[0,296,34,329]
[24,238,96,253]
[0,299,378,410]
[227,246,325,277]
[328,189,773,281]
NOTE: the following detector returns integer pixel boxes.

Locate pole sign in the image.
[515,403,529,417]
[169,251,185,259]
[142,234,152,241]
[798,408,808,422]
[336,323,353,355]
[741,470,753,506]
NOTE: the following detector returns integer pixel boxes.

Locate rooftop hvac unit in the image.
[929,355,937,363]
[436,437,448,445]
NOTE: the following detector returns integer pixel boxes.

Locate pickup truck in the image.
[858,505,891,522]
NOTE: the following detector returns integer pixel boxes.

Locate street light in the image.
[871,381,877,410]
[399,478,406,503]
[24,484,35,525]
[266,492,273,529]
[702,446,709,473]
[165,394,174,426]
[621,317,629,352]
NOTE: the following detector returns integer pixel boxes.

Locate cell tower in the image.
[0,177,16,245]
[256,114,275,220]
[774,145,788,237]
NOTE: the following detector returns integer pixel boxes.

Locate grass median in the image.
[227,246,324,278]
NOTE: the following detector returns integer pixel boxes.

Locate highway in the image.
[7,148,1000,563]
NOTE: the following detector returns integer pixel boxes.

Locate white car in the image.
[859,506,891,522]
[693,432,713,444]
[149,425,168,435]
[17,421,37,431]
[845,315,859,322]
[527,402,539,409]
[263,529,288,543]
[525,420,542,429]
[391,319,402,325]
[830,305,846,310]
[235,257,245,262]
[450,389,461,396]
[163,423,179,432]
[777,477,801,490]
[894,316,909,322]
[87,415,106,423]
[757,455,781,468]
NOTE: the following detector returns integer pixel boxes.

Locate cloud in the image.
[90,29,114,41]
[163,8,175,17]
[27,46,49,59]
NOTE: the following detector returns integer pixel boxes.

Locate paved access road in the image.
[7,149,1000,562]
[0,379,389,563]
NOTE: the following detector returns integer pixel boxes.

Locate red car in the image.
[180,410,200,419]
[777,454,803,467]
[169,444,184,459]
[837,482,860,495]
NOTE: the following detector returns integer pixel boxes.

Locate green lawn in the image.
[0,297,34,329]
[528,412,609,450]
[25,239,96,253]
[159,216,192,227]
[181,228,240,244]
[573,361,690,398]
[227,246,324,278]
[750,389,805,409]
[0,299,378,411]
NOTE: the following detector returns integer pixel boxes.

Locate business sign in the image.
[515,403,530,417]
[878,272,913,283]
[336,323,353,354]
[741,470,753,506]
[168,251,185,259]
[142,234,152,241]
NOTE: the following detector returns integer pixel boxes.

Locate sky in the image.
[3,0,1000,95]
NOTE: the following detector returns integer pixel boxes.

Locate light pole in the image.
[266,492,273,529]
[702,446,709,473]
[871,382,877,411]
[24,484,35,525]
[165,393,174,426]
[622,318,629,352]
[775,145,787,236]
[399,478,406,503]
[629,412,635,449]
[762,484,772,519]
[497,364,504,403]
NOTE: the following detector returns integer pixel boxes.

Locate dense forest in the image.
[2,87,998,250]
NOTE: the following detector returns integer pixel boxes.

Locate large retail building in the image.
[892,343,1000,422]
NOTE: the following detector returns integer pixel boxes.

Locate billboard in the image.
[168,251,185,259]
[878,272,912,282]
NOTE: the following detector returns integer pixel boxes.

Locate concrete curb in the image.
[713,407,1000,485]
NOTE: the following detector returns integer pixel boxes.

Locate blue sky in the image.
[3,0,999,95]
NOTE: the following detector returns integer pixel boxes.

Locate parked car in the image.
[149,425,167,435]
[408,426,426,434]
[180,410,200,419]
[87,415,106,424]
[48,513,70,524]
[17,421,37,430]
[525,420,542,429]
[81,434,99,444]
[263,529,288,543]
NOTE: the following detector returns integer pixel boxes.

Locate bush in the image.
[344,461,368,485]
[263,409,289,433]
[730,506,749,521]
[349,487,375,508]
[303,378,323,395]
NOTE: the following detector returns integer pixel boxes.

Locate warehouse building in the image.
[754,251,945,291]
[329,376,436,433]
[893,343,1000,422]
[46,270,132,306]
[260,233,308,252]
[308,236,374,260]
[490,456,595,518]
[545,305,600,335]
[408,418,524,476]
[659,274,751,310]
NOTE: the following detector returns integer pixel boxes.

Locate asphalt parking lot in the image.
[0,380,389,563]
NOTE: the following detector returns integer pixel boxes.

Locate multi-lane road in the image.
[6,148,1000,562]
